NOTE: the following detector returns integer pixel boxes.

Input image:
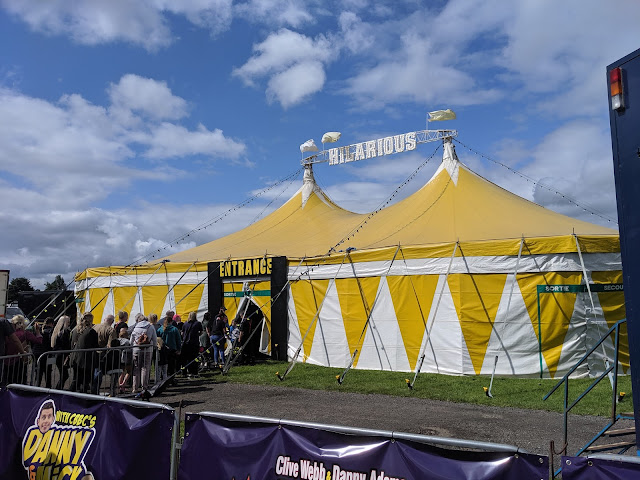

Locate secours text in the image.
[328,132,416,166]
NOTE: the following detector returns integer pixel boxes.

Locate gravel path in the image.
[154,375,634,458]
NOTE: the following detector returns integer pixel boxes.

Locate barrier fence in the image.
[180,412,548,480]
[0,384,177,479]
[1,345,158,397]
[2,385,640,479]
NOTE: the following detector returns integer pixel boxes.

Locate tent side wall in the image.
[286,237,627,378]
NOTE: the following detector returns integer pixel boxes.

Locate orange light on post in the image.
[610,67,624,111]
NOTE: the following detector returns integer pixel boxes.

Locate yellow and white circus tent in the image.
[75,139,626,378]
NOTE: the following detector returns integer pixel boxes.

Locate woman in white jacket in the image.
[130,313,157,392]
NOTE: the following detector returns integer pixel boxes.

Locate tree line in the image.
[7,275,67,303]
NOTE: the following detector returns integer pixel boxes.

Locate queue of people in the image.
[1,305,260,393]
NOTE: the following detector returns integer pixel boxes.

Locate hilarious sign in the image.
[328,132,416,165]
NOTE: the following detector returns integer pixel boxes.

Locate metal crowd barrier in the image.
[0,352,36,387]
[2,344,158,397]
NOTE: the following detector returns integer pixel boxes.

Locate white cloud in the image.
[234,0,313,28]
[108,74,189,121]
[233,28,335,107]
[144,123,246,159]
[2,0,172,50]
[0,76,250,286]
[266,61,326,108]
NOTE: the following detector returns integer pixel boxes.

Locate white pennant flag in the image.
[321,132,341,143]
[300,139,319,153]
[428,109,456,121]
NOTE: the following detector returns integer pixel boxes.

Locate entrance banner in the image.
[561,456,640,479]
[0,386,175,479]
[179,413,548,480]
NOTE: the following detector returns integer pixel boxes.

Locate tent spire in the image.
[301,164,317,207]
[441,136,460,185]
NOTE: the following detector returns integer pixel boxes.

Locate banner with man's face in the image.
[0,387,175,479]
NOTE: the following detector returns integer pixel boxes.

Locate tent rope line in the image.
[117,261,168,315]
[366,167,452,248]
[331,145,442,253]
[337,245,401,384]
[277,252,350,381]
[305,262,331,366]
[408,241,458,390]
[147,261,198,315]
[453,138,617,225]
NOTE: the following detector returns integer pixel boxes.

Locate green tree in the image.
[8,277,35,303]
[45,274,66,291]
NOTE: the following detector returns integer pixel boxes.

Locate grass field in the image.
[213,360,633,418]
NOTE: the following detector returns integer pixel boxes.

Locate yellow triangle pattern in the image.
[112,286,139,316]
[88,288,110,322]
[592,271,629,373]
[335,277,380,367]
[517,272,582,378]
[174,284,205,319]
[141,286,170,318]
[387,275,439,370]
[291,279,330,361]
[448,274,507,375]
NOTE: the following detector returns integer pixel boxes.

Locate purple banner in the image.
[179,414,548,480]
[561,456,640,479]
[0,386,175,479]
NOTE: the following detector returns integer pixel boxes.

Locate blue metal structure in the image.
[608,47,640,450]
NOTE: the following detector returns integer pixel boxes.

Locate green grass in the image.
[204,360,633,418]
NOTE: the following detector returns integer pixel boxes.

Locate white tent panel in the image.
[102,290,115,319]
[419,276,464,375]
[482,275,542,376]
[309,280,350,368]
[286,291,305,362]
[357,277,410,372]
[130,287,144,322]
[161,290,176,319]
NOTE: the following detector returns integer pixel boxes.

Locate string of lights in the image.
[331,144,442,252]
[131,166,304,265]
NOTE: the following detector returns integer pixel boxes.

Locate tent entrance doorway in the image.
[224,280,271,359]
[208,257,288,361]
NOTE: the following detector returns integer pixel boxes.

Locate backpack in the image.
[138,332,150,345]
[136,325,150,345]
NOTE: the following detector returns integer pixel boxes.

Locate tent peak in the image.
[302,164,318,207]
[430,137,461,185]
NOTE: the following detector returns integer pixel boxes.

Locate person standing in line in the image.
[181,312,203,377]
[207,306,229,368]
[92,314,115,391]
[117,328,132,393]
[149,313,161,333]
[158,316,181,381]
[7,315,43,384]
[51,315,71,389]
[0,315,26,387]
[130,313,157,392]
[113,311,129,338]
[70,313,99,394]
[32,317,55,388]
[94,315,114,348]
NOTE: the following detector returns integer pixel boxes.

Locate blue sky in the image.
[1,0,638,289]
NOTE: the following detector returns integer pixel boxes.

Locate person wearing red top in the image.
[6,315,42,384]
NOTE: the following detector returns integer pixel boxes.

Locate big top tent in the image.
[75,137,627,379]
